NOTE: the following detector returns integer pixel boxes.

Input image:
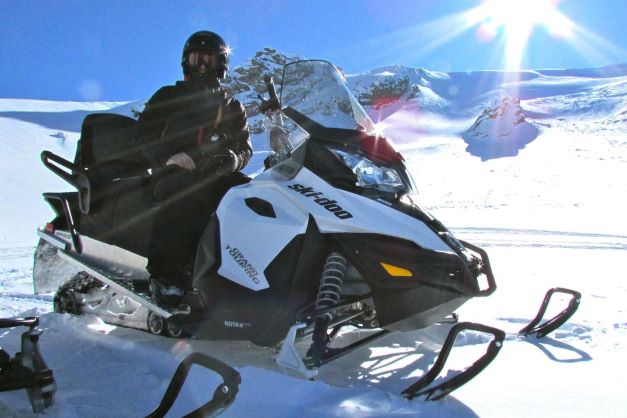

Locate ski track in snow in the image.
[451,227,627,250]
[0,245,34,262]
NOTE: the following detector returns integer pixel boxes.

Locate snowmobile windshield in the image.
[274,60,417,202]
[280,60,376,133]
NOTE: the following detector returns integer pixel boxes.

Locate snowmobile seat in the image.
[73,113,150,204]
[42,113,150,214]
[74,175,156,256]
[42,113,157,256]
[72,113,156,256]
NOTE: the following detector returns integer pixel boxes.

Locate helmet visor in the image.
[187,51,223,70]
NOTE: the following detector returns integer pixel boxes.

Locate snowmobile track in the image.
[56,249,172,318]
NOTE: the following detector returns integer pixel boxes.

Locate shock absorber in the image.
[309,251,347,367]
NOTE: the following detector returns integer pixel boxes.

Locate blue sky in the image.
[2,0,626,101]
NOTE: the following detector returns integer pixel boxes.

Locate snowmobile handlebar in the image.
[258,75,281,113]
[0,316,39,329]
[265,75,280,108]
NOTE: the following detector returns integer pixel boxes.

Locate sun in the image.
[470,0,575,69]
[367,0,622,78]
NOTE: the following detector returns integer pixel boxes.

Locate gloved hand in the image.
[211,150,239,176]
[166,152,196,171]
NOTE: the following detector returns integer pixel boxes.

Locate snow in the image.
[1,60,626,417]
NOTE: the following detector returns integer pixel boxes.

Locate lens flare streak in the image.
[360,0,625,73]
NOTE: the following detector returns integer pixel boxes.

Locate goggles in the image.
[187,51,223,69]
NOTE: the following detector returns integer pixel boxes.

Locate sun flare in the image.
[470,0,575,69]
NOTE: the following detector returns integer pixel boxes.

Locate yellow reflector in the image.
[380,262,413,277]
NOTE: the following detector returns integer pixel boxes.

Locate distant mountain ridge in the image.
[224,48,627,122]
[0,48,624,143]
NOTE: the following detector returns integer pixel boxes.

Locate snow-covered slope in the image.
[350,63,627,236]
[0,100,140,245]
[0,52,626,417]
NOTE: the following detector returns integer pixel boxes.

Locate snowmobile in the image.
[33,60,579,401]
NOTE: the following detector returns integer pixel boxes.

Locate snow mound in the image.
[462,96,539,160]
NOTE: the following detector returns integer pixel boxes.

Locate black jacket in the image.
[136,81,252,171]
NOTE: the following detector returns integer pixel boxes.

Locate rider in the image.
[136,31,252,307]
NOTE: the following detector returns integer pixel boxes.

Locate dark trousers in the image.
[147,166,249,289]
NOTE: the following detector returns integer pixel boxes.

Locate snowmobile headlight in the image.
[330,148,406,193]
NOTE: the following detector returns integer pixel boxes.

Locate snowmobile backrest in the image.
[41,113,149,214]
[75,113,149,180]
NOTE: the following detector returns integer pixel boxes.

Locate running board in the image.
[0,317,56,413]
[402,322,505,401]
[146,352,241,418]
[37,227,71,251]
[519,287,581,338]
[57,250,171,318]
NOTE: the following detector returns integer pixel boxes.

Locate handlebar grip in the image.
[264,77,278,100]
[0,316,39,329]
[263,76,281,112]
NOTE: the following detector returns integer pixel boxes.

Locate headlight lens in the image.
[330,148,406,193]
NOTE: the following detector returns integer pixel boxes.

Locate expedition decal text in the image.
[226,244,260,284]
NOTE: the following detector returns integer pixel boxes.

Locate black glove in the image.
[209,150,239,176]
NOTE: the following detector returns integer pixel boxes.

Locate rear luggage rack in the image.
[41,151,92,214]
[41,192,82,253]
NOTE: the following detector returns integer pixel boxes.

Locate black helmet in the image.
[181,31,229,80]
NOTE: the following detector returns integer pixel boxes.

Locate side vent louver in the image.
[244,197,277,218]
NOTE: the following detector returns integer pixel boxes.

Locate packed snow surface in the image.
[0,60,626,417]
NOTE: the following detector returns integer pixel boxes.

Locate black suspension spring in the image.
[309,252,347,368]
[314,252,348,319]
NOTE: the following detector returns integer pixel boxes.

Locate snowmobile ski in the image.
[277,299,506,401]
[402,322,505,401]
[519,287,581,338]
[146,352,241,418]
[0,317,56,413]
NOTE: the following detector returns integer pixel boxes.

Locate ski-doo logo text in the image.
[288,184,353,219]
[225,245,260,284]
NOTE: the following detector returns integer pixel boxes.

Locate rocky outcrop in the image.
[462,97,539,160]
